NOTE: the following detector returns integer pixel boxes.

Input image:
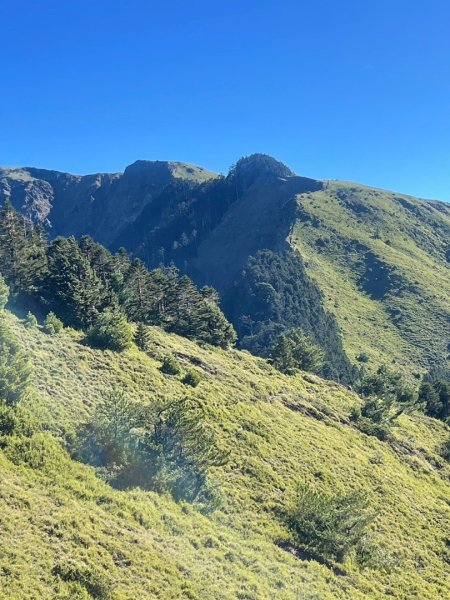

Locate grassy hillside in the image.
[291,181,450,373]
[1,309,450,599]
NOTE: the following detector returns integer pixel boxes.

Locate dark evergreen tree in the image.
[270,328,325,375]
[79,235,122,293]
[0,318,32,406]
[43,237,109,328]
[121,259,157,322]
[0,201,47,296]
[419,380,450,422]
[134,322,150,351]
[0,204,236,349]
[0,274,9,310]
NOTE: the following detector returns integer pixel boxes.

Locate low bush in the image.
[441,437,450,461]
[182,369,202,387]
[160,355,181,376]
[44,312,64,334]
[86,309,133,351]
[24,311,38,328]
[283,483,374,564]
[351,366,419,439]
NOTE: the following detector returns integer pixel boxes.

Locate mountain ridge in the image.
[1,154,449,377]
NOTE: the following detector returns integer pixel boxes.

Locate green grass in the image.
[1,310,450,598]
[291,181,450,375]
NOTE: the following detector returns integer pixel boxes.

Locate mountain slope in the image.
[1,309,450,599]
[1,154,449,376]
[290,180,450,371]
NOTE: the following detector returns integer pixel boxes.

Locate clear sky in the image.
[2,0,450,201]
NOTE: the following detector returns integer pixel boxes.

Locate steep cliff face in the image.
[0,161,217,244]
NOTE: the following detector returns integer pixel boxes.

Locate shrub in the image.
[86,309,133,351]
[352,365,419,439]
[75,387,140,470]
[24,311,38,328]
[76,392,227,503]
[441,437,450,461]
[357,353,369,363]
[44,311,63,334]
[270,329,325,375]
[5,432,66,472]
[160,355,181,376]
[182,369,202,387]
[52,563,113,599]
[0,404,34,442]
[358,365,416,405]
[284,483,374,563]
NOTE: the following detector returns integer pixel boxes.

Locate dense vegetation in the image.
[419,378,450,422]
[226,250,356,382]
[0,201,236,349]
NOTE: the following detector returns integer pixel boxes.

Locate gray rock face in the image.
[0,161,217,245]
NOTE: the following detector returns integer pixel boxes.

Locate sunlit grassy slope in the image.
[291,181,450,373]
[1,310,450,599]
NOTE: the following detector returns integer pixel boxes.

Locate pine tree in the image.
[270,329,324,375]
[134,322,150,351]
[79,236,121,292]
[24,311,38,328]
[0,318,32,406]
[43,237,109,328]
[270,333,296,374]
[121,259,156,322]
[0,201,28,293]
[0,274,9,310]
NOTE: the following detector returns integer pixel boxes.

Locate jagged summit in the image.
[231,153,295,185]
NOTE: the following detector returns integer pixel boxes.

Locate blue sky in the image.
[1,0,450,201]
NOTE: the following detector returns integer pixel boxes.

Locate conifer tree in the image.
[121,259,155,322]
[0,202,47,295]
[24,311,38,328]
[134,322,150,351]
[0,318,32,406]
[270,329,324,375]
[0,274,9,310]
[43,237,108,328]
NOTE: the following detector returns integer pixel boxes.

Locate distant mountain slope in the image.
[1,154,449,376]
[290,181,450,371]
[1,309,450,599]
